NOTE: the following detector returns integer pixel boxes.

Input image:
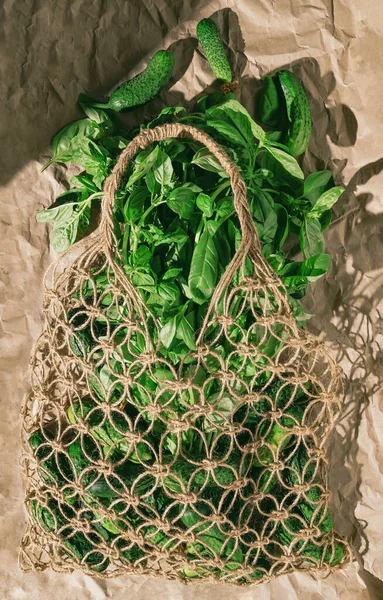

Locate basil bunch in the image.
[38,89,343,325]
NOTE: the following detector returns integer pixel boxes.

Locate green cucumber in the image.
[276,70,312,156]
[196,18,232,83]
[109,50,174,112]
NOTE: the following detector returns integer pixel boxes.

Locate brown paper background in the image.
[1,0,383,598]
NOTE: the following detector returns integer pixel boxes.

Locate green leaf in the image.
[273,204,289,250]
[193,92,235,113]
[191,147,228,177]
[308,186,344,218]
[133,245,152,265]
[319,209,332,231]
[216,196,234,219]
[196,193,213,217]
[205,220,220,236]
[126,146,160,187]
[253,189,278,243]
[299,216,324,258]
[123,187,148,224]
[176,312,196,350]
[188,231,218,303]
[70,137,110,183]
[70,174,99,193]
[157,282,180,304]
[36,191,91,252]
[147,106,186,128]
[303,170,333,202]
[160,317,177,348]
[264,146,304,180]
[280,254,331,291]
[78,94,115,135]
[167,187,196,219]
[206,118,248,146]
[256,75,283,129]
[47,119,101,167]
[153,150,173,187]
[207,98,266,142]
[162,268,183,281]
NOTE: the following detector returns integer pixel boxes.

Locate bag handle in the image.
[99,123,285,334]
[100,122,261,252]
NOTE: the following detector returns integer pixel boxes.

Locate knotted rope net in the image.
[20,123,351,585]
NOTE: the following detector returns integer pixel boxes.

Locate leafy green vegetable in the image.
[188,231,218,303]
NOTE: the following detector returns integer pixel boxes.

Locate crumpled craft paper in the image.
[1,0,383,598]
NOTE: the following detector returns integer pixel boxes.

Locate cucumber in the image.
[109,50,174,112]
[196,18,232,83]
[276,70,312,156]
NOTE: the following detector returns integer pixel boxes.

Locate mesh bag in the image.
[20,123,351,585]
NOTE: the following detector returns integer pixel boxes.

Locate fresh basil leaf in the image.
[280,254,331,290]
[193,92,236,113]
[299,216,324,258]
[153,150,173,187]
[303,170,333,202]
[196,193,213,217]
[78,94,115,134]
[45,119,101,169]
[256,75,283,129]
[267,253,285,272]
[273,204,289,250]
[167,187,196,219]
[145,170,158,195]
[163,139,188,160]
[36,191,91,252]
[308,186,344,218]
[181,182,203,193]
[147,106,186,128]
[254,187,275,216]
[101,135,128,154]
[130,272,156,287]
[207,98,266,142]
[162,268,183,281]
[264,146,304,180]
[265,131,283,142]
[206,119,248,146]
[69,174,99,193]
[157,282,180,304]
[191,147,228,178]
[123,187,148,224]
[176,312,196,350]
[160,316,177,349]
[153,229,189,247]
[319,209,332,231]
[216,196,234,219]
[205,220,220,236]
[188,231,218,303]
[133,245,152,265]
[126,146,160,187]
[70,136,110,174]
